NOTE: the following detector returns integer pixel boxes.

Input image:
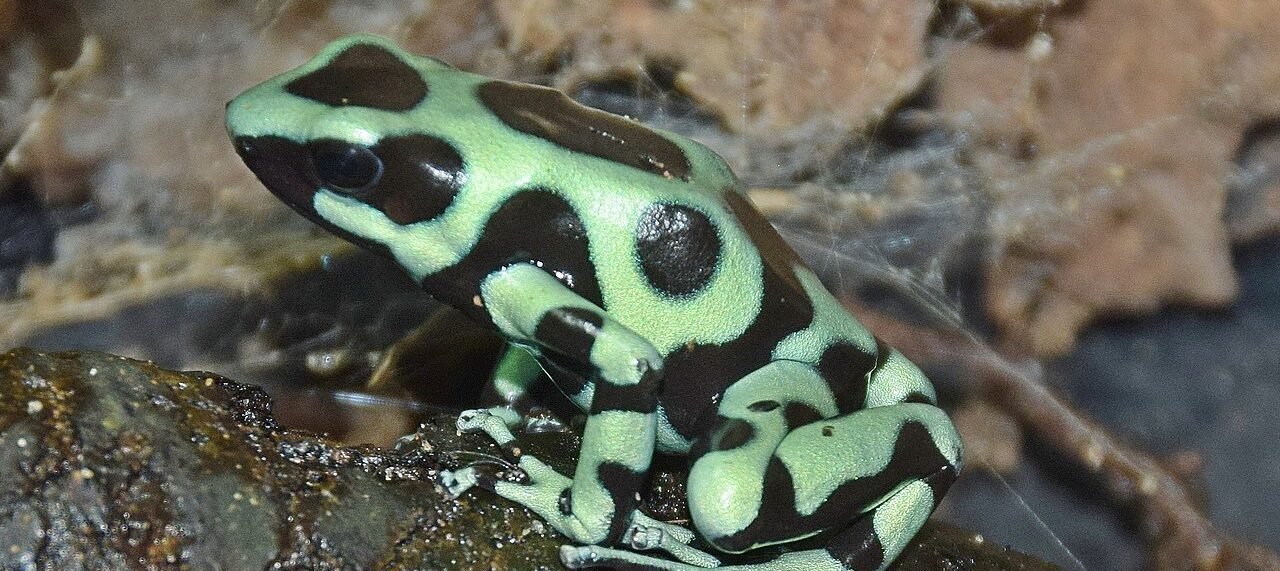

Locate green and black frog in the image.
[226,34,962,571]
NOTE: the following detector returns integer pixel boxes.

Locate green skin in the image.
[227,35,962,571]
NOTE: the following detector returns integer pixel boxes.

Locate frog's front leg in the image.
[450,263,662,547]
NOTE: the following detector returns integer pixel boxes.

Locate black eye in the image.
[309,140,383,192]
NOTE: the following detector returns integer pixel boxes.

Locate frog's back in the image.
[226,34,883,444]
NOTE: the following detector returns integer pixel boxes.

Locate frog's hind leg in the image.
[685,358,962,571]
[564,470,960,571]
[561,544,714,570]
[561,542,902,570]
[479,345,550,428]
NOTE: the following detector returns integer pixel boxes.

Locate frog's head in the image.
[226,34,469,256]
[228,34,738,274]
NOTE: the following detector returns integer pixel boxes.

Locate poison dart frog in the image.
[226,34,962,571]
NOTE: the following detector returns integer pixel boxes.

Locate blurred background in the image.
[1,2,1278,569]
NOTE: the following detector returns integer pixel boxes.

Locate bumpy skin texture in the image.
[227,35,962,571]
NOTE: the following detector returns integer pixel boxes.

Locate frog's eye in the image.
[309,140,383,193]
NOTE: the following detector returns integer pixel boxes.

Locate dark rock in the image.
[0,348,1055,570]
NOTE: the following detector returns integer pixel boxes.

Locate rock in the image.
[0,348,1054,569]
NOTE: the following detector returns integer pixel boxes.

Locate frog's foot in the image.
[558,512,716,569]
[437,464,506,498]
[481,405,526,430]
[561,544,715,570]
[624,524,720,568]
[437,466,470,497]
[630,512,696,546]
[454,406,542,472]
[461,404,566,437]
[457,407,518,443]
[439,408,533,498]
[567,544,874,571]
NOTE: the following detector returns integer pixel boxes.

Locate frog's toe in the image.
[559,545,595,568]
[560,545,630,569]
[437,467,476,497]
[440,463,518,497]
[621,523,718,567]
[631,512,696,545]
[456,408,518,445]
[455,408,493,431]
[560,544,705,570]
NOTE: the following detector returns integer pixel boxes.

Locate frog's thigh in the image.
[785,404,959,569]
[692,395,961,563]
[685,360,838,549]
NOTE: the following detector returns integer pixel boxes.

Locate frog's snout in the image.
[230,134,322,218]
[233,136,257,157]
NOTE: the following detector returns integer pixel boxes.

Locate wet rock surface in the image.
[0,348,1054,570]
[0,348,563,569]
